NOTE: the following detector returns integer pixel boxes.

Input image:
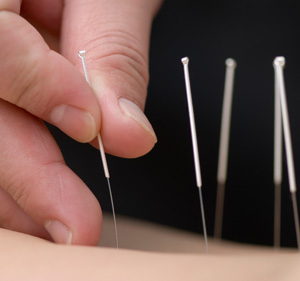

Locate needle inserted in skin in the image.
[273,56,300,250]
[181,57,208,253]
[273,62,282,248]
[78,50,119,249]
[214,58,236,239]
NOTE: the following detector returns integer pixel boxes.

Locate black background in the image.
[50,0,300,247]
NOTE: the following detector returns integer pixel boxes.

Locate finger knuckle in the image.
[84,29,149,91]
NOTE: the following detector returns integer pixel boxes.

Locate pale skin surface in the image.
[1,216,300,281]
[0,0,161,245]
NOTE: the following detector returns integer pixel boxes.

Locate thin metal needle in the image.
[273,56,300,250]
[181,57,208,253]
[292,192,300,249]
[198,187,208,252]
[274,182,281,248]
[78,50,119,249]
[273,62,282,248]
[214,58,236,239]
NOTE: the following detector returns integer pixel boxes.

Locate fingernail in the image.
[119,98,157,143]
[45,220,73,245]
[50,105,97,142]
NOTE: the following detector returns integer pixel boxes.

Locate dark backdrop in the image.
[49,0,300,247]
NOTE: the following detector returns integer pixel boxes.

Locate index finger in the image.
[0,4,101,143]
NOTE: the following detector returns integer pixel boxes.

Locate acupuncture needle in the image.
[273,56,300,250]
[273,60,282,248]
[214,58,237,239]
[78,50,119,249]
[181,57,208,253]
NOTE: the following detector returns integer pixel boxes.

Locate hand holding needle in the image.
[78,50,119,249]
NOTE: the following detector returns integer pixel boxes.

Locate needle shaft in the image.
[199,187,208,252]
[274,57,300,249]
[79,50,119,248]
[274,183,281,248]
[292,192,300,249]
[273,63,282,248]
[214,58,236,239]
[107,177,119,248]
[214,182,225,239]
[181,57,208,252]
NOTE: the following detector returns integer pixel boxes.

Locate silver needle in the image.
[78,50,119,249]
[181,57,208,253]
[273,60,282,248]
[214,58,236,239]
[273,56,300,250]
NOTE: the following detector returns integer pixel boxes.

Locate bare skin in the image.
[1,216,299,281]
[0,0,161,245]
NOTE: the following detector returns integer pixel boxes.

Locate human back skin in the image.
[0,218,299,281]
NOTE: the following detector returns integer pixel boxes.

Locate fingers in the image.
[0,10,101,143]
[0,100,102,245]
[61,0,162,158]
[20,0,63,51]
[0,186,51,240]
[20,0,63,35]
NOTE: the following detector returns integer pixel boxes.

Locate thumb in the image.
[61,0,162,158]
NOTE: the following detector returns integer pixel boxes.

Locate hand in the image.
[0,0,162,245]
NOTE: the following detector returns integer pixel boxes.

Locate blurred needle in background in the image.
[273,56,300,250]
[214,58,236,240]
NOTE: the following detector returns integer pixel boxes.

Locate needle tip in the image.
[273,56,285,68]
[181,57,189,65]
[225,58,237,68]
